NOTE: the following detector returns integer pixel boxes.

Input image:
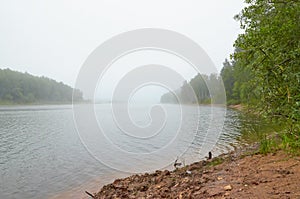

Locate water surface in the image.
[0,104,269,198]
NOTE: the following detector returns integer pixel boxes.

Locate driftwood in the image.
[173,157,182,168]
[85,190,95,198]
[208,151,212,160]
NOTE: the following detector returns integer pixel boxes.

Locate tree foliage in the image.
[0,68,83,104]
[220,59,235,103]
[233,0,300,123]
[160,73,224,104]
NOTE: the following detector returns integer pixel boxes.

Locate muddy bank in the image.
[92,145,300,199]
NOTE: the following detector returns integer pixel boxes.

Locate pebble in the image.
[224,185,232,191]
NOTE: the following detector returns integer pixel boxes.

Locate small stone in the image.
[224,192,230,196]
[183,177,190,183]
[155,185,161,189]
[162,170,170,176]
[178,192,184,199]
[224,185,232,191]
[217,176,223,181]
[186,170,192,174]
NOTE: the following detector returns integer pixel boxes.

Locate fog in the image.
[0,0,244,102]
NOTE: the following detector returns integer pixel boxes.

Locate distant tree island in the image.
[0,68,83,104]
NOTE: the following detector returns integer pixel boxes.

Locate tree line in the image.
[221,0,299,126]
[0,68,83,104]
[161,0,299,135]
[160,73,225,104]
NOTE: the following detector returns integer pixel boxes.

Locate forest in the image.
[160,73,225,104]
[161,0,299,143]
[222,0,299,130]
[0,68,83,104]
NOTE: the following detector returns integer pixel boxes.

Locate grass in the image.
[207,157,224,167]
[259,135,276,154]
[258,129,300,155]
[278,131,300,155]
[235,111,300,156]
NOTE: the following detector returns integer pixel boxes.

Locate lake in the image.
[0,104,256,199]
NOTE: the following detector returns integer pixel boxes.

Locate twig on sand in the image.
[85,190,95,198]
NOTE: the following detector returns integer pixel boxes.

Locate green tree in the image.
[233,0,300,126]
[0,68,83,104]
[220,59,235,104]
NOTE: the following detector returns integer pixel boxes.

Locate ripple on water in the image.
[0,105,263,199]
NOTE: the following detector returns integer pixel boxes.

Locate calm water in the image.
[0,104,261,199]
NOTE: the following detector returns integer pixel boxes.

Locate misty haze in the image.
[1,1,299,199]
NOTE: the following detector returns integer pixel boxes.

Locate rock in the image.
[251,181,259,185]
[182,177,190,183]
[137,183,149,192]
[224,185,232,191]
[217,176,223,181]
[162,170,170,176]
[224,192,230,196]
[155,184,162,189]
[186,170,192,174]
[156,175,164,183]
[178,192,184,199]
[188,164,200,171]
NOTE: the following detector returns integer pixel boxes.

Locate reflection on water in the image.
[0,104,276,199]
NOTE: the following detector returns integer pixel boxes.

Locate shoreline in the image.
[228,104,244,111]
[49,104,296,198]
[91,144,300,198]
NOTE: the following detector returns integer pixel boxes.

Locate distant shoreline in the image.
[0,100,90,106]
[0,102,231,106]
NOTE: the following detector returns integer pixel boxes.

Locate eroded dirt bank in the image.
[93,147,300,199]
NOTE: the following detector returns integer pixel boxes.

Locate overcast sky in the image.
[0,0,245,101]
